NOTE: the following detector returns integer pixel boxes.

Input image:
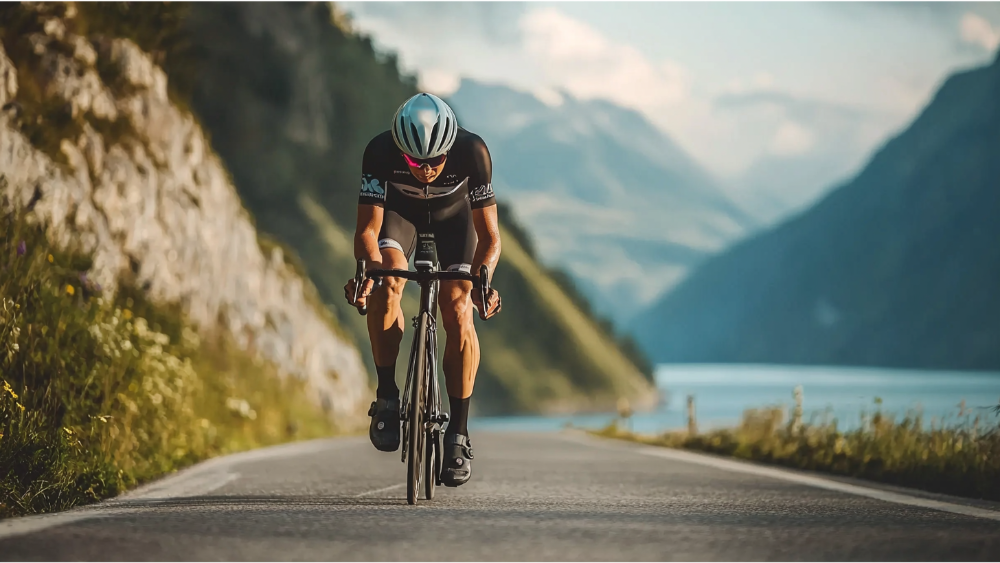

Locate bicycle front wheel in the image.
[406,312,429,505]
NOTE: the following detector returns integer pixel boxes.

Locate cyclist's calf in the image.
[438,280,479,399]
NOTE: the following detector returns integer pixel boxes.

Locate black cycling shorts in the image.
[378,204,477,273]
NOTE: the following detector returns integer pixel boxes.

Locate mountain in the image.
[173,3,656,414]
[447,80,757,323]
[632,51,1000,370]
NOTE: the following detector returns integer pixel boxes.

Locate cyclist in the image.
[344,93,502,487]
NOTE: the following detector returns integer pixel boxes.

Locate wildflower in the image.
[47,254,54,263]
[63,427,73,435]
[66,285,75,296]
[3,381,18,400]
[123,309,132,320]
[16,241,26,256]
[17,403,24,412]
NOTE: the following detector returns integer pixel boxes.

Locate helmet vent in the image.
[429,121,441,155]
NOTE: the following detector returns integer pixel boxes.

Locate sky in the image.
[338,1,1000,187]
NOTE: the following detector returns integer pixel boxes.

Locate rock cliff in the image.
[0,12,368,424]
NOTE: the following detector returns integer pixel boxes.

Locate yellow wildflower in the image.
[3,381,17,400]
[17,403,24,412]
[47,254,54,263]
[123,309,133,320]
[66,285,75,296]
[63,427,73,435]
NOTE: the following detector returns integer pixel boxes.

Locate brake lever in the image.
[354,259,367,316]
[479,264,491,320]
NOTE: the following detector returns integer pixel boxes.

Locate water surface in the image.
[473,364,1000,434]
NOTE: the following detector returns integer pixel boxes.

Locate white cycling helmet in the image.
[391,93,459,159]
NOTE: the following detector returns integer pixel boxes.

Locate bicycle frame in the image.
[353,232,491,504]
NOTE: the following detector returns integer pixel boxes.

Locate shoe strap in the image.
[444,433,473,459]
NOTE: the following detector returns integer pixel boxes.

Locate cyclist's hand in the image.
[472,288,502,320]
[344,277,375,309]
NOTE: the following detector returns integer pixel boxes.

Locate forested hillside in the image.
[169,3,657,413]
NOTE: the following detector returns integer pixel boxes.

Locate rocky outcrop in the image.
[0,16,369,424]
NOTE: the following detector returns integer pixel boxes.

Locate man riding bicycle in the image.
[344,93,502,487]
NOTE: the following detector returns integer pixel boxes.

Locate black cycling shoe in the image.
[440,433,474,487]
[368,398,400,452]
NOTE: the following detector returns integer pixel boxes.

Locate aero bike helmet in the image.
[391,93,459,159]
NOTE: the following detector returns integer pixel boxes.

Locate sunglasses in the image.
[402,152,447,168]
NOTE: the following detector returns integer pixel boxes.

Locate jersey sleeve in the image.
[467,136,496,209]
[359,137,388,207]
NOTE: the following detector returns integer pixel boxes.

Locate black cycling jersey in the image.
[359,128,495,272]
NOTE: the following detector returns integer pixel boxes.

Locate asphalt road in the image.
[2,431,999,561]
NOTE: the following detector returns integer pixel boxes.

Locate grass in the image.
[595,399,1000,502]
[0,208,336,519]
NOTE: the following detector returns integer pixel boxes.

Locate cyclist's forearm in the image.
[354,204,383,264]
[472,205,502,276]
[473,237,501,276]
[355,231,381,264]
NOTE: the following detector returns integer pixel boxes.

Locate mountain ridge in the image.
[631,50,1000,370]
[448,79,755,322]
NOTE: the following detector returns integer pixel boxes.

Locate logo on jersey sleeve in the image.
[470,183,494,203]
[360,174,385,201]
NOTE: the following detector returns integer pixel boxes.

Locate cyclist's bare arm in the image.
[471,205,502,318]
[345,204,383,307]
[354,204,383,263]
[472,205,501,276]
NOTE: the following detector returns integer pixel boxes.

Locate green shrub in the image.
[598,400,1000,501]
[0,209,335,518]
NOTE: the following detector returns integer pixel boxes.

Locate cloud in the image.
[418,69,461,97]
[715,91,871,123]
[519,8,689,110]
[768,121,815,156]
[340,2,527,47]
[960,12,1000,52]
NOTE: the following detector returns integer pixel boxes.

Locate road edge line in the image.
[0,436,363,540]
[563,431,1000,522]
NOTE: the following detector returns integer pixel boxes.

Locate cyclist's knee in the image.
[439,292,473,334]
[382,276,406,300]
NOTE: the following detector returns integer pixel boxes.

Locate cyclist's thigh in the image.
[435,202,475,319]
[378,209,417,267]
[377,209,415,296]
[432,200,476,274]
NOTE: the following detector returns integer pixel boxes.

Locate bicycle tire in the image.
[406,312,429,505]
[424,431,437,500]
[424,319,439,500]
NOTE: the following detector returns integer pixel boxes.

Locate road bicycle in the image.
[353,232,492,505]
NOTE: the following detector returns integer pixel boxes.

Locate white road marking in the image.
[0,508,142,541]
[123,472,240,501]
[355,483,406,498]
[568,432,1000,522]
[0,437,359,540]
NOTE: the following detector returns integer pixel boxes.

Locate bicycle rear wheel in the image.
[406,312,429,505]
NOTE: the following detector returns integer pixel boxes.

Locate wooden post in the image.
[792,385,803,435]
[616,397,633,433]
[686,395,697,436]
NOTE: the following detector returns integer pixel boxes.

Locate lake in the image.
[472,364,1000,434]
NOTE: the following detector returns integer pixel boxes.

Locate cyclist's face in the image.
[404,154,447,183]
